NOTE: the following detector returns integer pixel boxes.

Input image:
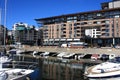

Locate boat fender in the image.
[33,51,37,57]
[26,76,30,80]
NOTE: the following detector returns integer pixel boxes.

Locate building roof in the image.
[35,8,120,21]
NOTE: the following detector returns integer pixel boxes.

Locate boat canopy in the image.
[109,57,120,63]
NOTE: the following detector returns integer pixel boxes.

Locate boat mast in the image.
[0,9,2,69]
[0,8,1,26]
[4,0,7,47]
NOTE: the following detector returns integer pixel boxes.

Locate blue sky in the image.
[0,0,111,30]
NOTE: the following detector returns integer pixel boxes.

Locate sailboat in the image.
[0,0,35,80]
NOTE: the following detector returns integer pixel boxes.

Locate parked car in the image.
[100,54,109,61]
[91,54,99,60]
[61,43,68,48]
[115,45,120,49]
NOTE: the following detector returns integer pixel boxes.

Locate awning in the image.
[55,39,60,41]
[49,39,54,41]
[60,39,66,41]
[44,39,48,41]
[73,39,80,41]
[67,39,73,41]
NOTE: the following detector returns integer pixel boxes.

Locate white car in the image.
[115,45,120,49]
[61,43,68,48]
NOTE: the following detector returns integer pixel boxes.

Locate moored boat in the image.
[0,61,35,80]
[85,57,120,79]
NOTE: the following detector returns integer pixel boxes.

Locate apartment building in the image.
[35,0,120,47]
[13,22,39,45]
[0,25,7,45]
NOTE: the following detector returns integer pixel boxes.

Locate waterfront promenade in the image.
[21,45,120,56]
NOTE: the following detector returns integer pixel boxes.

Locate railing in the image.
[3,54,39,70]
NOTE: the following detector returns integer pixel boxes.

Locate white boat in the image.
[0,57,35,80]
[0,68,34,80]
[0,1,35,79]
[85,57,120,79]
[0,56,12,63]
[0,55,34,80]
[8,49,25,55]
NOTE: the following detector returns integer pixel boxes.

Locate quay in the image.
[22,45,120,56]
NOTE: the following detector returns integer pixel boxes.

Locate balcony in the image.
[101,30,106,34]
[61,27,66,30]
[101,27,106,30]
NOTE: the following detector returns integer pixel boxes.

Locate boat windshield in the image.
[109,57,120,63]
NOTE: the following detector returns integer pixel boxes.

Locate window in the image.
[109,11,114,15]
[97,21,101,24]
[106,29,109,32]
[81,15,84,19]
[74,16,77,19]
[114,11,120,15]
[88,22,92,24]
[117,33,119,37]
[112,33,114,37]
[105,25,109,28]
[105,33,109,36]
[105,20,110,24]
[88,17,93,20]
[69,24,72,27]
[77,34,80,36]
[74,34,76,37]
[114,15,119,18]
[88,14,93,17]
[93,21,97,24]
[61,24,66,26]
[74,23,77,26]
[97,13,101,16]
[81,22,84,25]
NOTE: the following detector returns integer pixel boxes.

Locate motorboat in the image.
[0,52,35,80]
[0,57,35,80]
[8,49,25,55]
[0,68,34,80]
[0,52,13,68]
[0,0,35,79]
[0,56,12,63]
[85,57,120,79]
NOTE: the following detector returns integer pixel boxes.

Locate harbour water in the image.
[0,55,119,80]
[2,46,120,80]
[11,54,98,80]
[10,53,120,80]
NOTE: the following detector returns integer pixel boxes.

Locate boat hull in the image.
[89,77,120,80]
[87,69,120,79]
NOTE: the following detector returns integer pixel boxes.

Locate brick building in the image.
[35,0,120,47]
